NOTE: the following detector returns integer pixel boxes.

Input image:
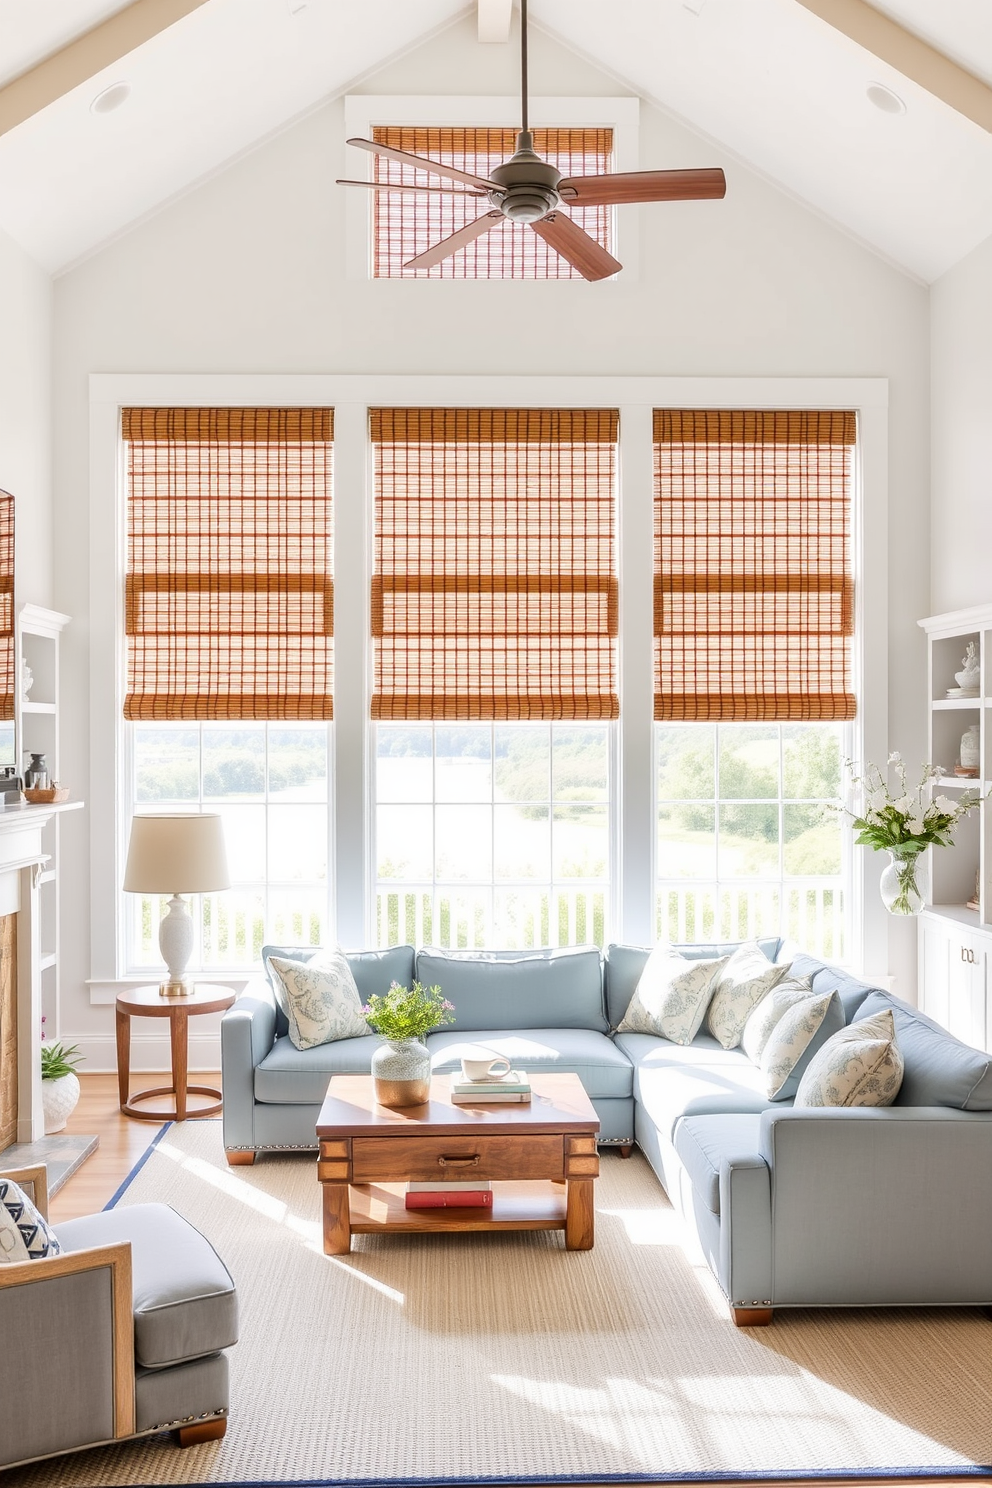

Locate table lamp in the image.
[124,813,230,997]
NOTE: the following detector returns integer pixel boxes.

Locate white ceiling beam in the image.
[477,0,513,45]
[794,0,992,134]
[0,0,210,138]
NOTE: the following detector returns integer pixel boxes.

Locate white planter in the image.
[42,1072,80,1134]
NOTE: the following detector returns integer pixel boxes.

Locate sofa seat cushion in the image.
[615,1031,775,1139]
[55,1203,237,1370]
[254,1033,381,1104]
[674,1114,765,1214]
[856,991,992,1109]
[416,946,608,1033]
[426,1028,633,1101]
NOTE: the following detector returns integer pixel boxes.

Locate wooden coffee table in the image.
[316,1072,600,1255]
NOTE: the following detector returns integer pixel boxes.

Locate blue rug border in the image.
[102,1130,992,1488]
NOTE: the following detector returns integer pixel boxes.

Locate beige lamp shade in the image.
[123,813,230,894]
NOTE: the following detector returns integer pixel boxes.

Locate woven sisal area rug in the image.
[7,1120,992,1487]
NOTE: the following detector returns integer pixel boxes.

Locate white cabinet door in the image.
[919,915,951,1030]
[918,915,989,1052]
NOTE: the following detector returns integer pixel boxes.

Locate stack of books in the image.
[449,1069,532,1104]
[404,1181,493,1209]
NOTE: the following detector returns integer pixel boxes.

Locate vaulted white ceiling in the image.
[0,0,990,281]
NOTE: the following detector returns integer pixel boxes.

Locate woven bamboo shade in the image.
[654,410,856,722]
[371,408,619,720]
[0,492,13,721]
[123,408,334,720]
[372,127,613,279]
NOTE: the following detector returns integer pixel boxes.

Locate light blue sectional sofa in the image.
[221,939,992,1323]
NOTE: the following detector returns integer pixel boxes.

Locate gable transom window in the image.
[371,126,613,279]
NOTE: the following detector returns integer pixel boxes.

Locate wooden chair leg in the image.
[177,1417,227,1447]
[617,1144,634,1159]
[225,1150,255,1166]
[732,1306,773,1327]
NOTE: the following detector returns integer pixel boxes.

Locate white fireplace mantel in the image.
[1,800,84,1142]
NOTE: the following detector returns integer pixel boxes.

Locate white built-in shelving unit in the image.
[918,605,992,1051]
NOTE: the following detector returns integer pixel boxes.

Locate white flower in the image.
[932,765,946,777]
[935,795,955,813]
[907,817,925,834]
[888,751,902,764]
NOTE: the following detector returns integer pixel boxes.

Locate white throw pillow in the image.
[268,950,371,1051]
[706,943,790,1050]
[617,948,728,1046]
[758,987,843,1101]
[741,974,815,1065]
[794,1008,904,1108]
[0,1177,62,1264]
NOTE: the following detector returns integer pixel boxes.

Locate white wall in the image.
[931,233,992,614]
[51,17,931,1066]
[0,225,52,608]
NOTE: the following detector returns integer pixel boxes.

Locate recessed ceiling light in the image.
[867,82,906,115]
[90,81,130,115]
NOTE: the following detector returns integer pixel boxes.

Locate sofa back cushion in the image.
[604,938,782,1032]
[262,945,416,1039]
[787,952,880,1023]
[415,946,607,1033]
[857,990,992,1109]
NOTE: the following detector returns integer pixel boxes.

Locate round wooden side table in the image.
[115,984,236,1121]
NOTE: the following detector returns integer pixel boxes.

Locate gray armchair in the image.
[0,1164,238,1472]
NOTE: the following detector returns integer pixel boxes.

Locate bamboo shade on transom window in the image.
[372,127,613,279]
[371,408,619,720]
[0,492,13,721]
[654,410,856,721]
[123,408,334,720]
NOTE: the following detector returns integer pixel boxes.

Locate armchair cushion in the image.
[55,1203,237,1369]
[0,1177,62,1263]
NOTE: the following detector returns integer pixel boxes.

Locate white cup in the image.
[461,1052,512,1082]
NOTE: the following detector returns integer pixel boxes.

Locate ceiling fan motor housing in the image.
[489,131,563,222]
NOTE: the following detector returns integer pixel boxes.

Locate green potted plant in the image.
[362,981,454,1108]
[41,1024,83,1133]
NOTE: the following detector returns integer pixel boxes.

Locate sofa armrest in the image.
[758,1106,992,1304]
[220,981,277,1153]
[0,1242,135,1465]
[717,1153,772,1310]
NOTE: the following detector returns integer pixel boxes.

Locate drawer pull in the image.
[438,1154,480,1168]
[961,946,977,965]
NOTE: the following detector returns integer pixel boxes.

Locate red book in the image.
[404,1190,494,1209]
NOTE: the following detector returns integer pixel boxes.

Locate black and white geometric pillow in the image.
[0,1177,62,1263]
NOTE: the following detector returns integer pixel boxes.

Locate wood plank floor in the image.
[31,1076,984,1488]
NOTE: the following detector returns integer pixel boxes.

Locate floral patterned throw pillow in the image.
[794,1008,904,1108]
[268,950,372,1051]
[0,1178,62,1264]
[706,942,790,1050]
[617,948,728,1045]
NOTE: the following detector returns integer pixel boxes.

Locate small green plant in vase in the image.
[362,981,454,1108]
[40,1019,83,1132]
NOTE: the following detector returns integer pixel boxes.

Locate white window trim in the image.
[342,95,641,282]
[88,372,887,999]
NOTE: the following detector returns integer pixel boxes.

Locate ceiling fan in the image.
[335,0,726,280]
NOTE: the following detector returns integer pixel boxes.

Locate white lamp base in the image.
[158,894,195,997]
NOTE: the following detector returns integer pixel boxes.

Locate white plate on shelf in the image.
[946,687,979,698]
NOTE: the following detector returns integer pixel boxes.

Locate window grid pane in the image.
[375,722,611,949]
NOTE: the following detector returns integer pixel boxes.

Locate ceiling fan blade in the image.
[347,137,498,194]
[530,212,622,282]
[336,178,487,198]
[558,167,727,207]
[403,211,504,271]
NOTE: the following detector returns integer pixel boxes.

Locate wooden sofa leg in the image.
[732,1307,773,1327]
[177,1417,227,1447]
[225,1151,255,1166]
[617,1144,634,1159]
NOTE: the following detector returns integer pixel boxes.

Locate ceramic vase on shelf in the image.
[371,1038,431,1108]
[42,1071,80,1134]
[879,846,929,917]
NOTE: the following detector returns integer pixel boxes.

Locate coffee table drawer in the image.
[352,1133,565,1182]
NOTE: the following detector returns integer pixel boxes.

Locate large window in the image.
[122,408,334,973]
[653,410,856,959]
[371,407,618,947]
[371,127,613,279]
